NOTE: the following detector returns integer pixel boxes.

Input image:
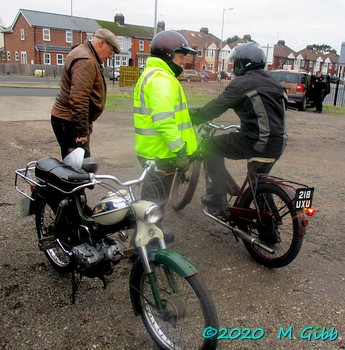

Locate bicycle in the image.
[171,122,315,268]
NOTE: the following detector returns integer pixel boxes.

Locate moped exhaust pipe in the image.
[203,208,275,254]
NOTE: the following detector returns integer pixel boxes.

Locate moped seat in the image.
[35,157,89,192]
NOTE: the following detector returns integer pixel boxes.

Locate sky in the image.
[1,0,345,54]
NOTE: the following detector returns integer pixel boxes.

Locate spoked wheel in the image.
[171,159,201,211]
[238,183,304,268]
[35,199,73,273]
[131,262,218,349]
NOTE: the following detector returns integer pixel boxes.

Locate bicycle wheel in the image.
[238,183,304,268]
[171,159,201,211]
[130,260,218,349]
[35,199,73,273]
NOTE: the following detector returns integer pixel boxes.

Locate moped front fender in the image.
[129,249,197,316]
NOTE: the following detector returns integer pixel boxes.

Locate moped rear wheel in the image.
[130,261,218,349]
[171,159,201,211]
[238,183,304,268]
[35,199,73,273]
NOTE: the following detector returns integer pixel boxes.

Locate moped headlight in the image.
[144,204,163,224]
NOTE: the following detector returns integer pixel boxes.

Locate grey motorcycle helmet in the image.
[228,42,266,76]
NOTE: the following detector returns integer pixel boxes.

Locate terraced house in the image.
[1,9,340,77]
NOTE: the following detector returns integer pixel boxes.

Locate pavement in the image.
[0,95,56,121]
[0,80,59,122]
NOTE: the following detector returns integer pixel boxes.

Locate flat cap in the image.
[94,28,120,53]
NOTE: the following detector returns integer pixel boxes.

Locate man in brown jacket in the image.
[51,28,120,158]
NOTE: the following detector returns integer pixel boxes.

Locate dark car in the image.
[219,71,231,80]
[178,69,203,82]
[270,70,313,111]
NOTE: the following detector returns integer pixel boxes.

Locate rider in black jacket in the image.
[190,42,287,217]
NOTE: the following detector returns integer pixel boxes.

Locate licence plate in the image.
[295,188,314,209]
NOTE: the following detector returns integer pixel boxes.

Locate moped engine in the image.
[71,240,125,277]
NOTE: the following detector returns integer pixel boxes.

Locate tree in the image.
[226,35,240,44]
[311,44,335,54]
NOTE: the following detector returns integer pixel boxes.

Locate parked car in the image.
[219,71,231,80]
[178,69,203,82]
[269,69,313,111]
[200,71,210,81]
[109,66,120,81]
[201,70,218,81]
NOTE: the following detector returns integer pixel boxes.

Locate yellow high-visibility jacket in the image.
[134,57,197,160]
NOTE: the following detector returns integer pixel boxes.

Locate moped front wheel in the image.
[238,183,304,268]
[130,254,218,349]
[35,199,73,273]
[171,159,201,211]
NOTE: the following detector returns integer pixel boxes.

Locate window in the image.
[66,31,72,43]
[113,55,128,67]
[20,29,25,40]
[57,54,64,65]
[44,53,51,65]
[197,48,203,57]
[206,49,215,58]
[139,40,144,51]
[138,57,146,67]
[7,51,10,61]
[15,51,19,61]
[86,33,93,40]
[43,28,50,41]
[21,52,27,64]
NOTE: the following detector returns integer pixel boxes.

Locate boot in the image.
[202,193,229,220]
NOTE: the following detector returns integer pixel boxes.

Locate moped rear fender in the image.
[130,249,197,316]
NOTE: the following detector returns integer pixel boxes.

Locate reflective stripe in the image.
[169,138,184,150]
[138,69,162,113]
[134,106,151,115]
[246,90,269,152]
[175,86,187,111]
[174,102,187,112]
[152,112,175,122]
[135,127,159,135]
[178,121,192,130]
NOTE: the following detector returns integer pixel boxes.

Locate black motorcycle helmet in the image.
[228,42,266,76]
[150,30,197,63]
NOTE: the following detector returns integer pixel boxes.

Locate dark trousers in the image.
[204,132,279,195]
[51,116,90,159]
[314,92,324,112]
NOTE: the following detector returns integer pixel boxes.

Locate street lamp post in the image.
[220,7,234,72]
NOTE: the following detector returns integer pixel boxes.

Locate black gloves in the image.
[175,144,189,172]
[189,107,209,126]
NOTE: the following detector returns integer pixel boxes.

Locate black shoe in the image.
[314,110,322,113]
[202,194,230,220]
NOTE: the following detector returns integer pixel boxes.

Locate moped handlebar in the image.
[206,121,241,131]
[67,160,159,191]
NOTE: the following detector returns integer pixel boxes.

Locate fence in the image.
[1,63,344,107]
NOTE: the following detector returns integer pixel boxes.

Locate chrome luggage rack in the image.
[15,161,45,201]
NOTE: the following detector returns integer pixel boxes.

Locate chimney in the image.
[200,27,209,34]
[114,13,125,25]
[157,21,165,32]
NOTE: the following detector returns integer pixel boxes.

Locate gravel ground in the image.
[1,102,345,350]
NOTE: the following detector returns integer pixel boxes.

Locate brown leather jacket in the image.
[51,40,107,137]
